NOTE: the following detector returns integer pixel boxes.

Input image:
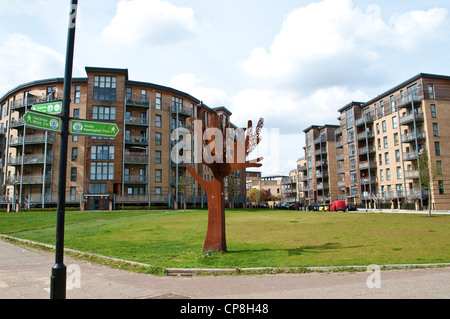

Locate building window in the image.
[390,95,395,113]
[70,167,77,182]
[93,76,116,101]
[436,161,443,175]
[91,146,114,160]
[394,133,399,146]
[392,116,397,129]
[72,135,78,142]
[73,108,79,119]
[155,169,162,183]
[385,152,389,165]
[428,84,435,99]
[71,147,78,162]
[70,187,76,201]
[431,104,436,118]
[141,90,147,103]
[379,153,382,165]
[382,120,386,132]
[435,142,441,156]
[156,93,162,110]
[74,85,81,104]
[346,108,353,128]
[395,149,400,162]
[396,166,402,179]
[396,184,403,197]
[383,136,388,148]
[377,138,381,150]
[376,123,380,134]
[380,170,384,182]
[155,150,161,164]
[155,132,162,146]
[439,181,444,194]
[126,88,132,100]
[155,187,162,196]
[89,183,107,194]
[90,162,114,180]
[380,100,384,117]
[92,106,116,120]
[386,168,391,181]
[155,115,161,128]
[433,123,439,137]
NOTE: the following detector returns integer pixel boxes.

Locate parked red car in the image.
[330,200,347,212]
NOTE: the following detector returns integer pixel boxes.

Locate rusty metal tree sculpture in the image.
[187,103,264,252]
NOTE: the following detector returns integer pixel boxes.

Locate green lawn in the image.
[1,209,449,270]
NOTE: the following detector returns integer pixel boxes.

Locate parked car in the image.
[281,203,291,209]
[319,204,330,211]
[289,203,300,210]
[330,200,347,212]
[308,203,319,211]
[346,203,358,211]
[274,203,282,209]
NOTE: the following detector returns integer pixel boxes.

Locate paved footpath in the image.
[0,239,449,300]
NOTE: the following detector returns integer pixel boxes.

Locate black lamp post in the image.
[50,0,78,299]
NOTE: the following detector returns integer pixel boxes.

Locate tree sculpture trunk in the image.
[203,176,226,252]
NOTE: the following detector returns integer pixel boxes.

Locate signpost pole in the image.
[50,0,78,300]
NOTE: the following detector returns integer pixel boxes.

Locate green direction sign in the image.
[70,120,119,137]
[31,101,62,115]
[24,111,61,132]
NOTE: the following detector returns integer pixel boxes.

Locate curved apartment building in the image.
[0,67,246,210]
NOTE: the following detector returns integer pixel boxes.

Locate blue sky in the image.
[1,0,449,176]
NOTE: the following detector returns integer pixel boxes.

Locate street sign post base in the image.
[50,263,67,299]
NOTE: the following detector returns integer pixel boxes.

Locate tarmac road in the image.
[0,239,449,300]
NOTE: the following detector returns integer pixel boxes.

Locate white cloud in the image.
[102,0,197,46]
[242,0,448,90]
[168,73,230,108]
[0,34,64,96]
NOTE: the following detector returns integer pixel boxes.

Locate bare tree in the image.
[418,149,440,217]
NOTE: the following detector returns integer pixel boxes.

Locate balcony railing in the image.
[396,94,422,109]
[358,145,375,155]
[171,106,193,117]
[126,98,150,107]
[356,131,374,140]
[124,175,148,183]
[403,151,418,161]
[404,170,420,179]
[360,176,377,185]
[401,131,426,143]
[358,161,377,170]
[8,154,53,165]
[125,117,149,126]
[399,112,424,125]
[355,115,373,127]
[9,135,55,147]
[124,154,148,163]
[314,136,327,144]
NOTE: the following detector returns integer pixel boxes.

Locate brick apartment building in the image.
[0,67,246,210]
[292,73,450,210]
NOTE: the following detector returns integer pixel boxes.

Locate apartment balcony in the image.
[315,159,328,166]
[10,118,25,128]
[315,171,329,179]
[338,180,346,187]
[298,175,308,182]
[337,167,345,174]
[404,170,420,179]
[314,136,327,145]
[358,161,377,170]
[125,117,149,126]
[406,189,429,198]
[355,115,373,127]
[126,98,150,108]
[314,149,327,156]
[9,135,55,147]
[396,94,422,109]
[401,131,426,143]
[125,137,149,145]
[316,183,329,190]
[297,164,307,172]
[171,106,193,117]
[10,97,38,111]
[124,175,148,184]
[403,151,418,161]
[8,154,53,166]
[356,131,374,141]
[317,195,330,202]
[358,145,375,155]
[336,154,344,161]
[124,154,149,164]
[171,124,191,132]
[7,174,53,185]
[399,112,424,126]
[360,176,377,185]
[335,140,343,148]
[334,128,342,136]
